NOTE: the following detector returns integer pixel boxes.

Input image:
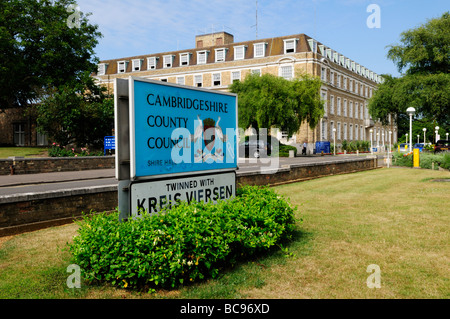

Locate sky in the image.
[75,0,449,77]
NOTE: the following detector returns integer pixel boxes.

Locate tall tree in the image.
[230,73,324,137]
[369,12,450,135]
[0,0,101,110]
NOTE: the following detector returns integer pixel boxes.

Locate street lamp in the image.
[370,129,373,154]
[447,133,449,141]
[423,128,427,144]
[417,135,420,144]
[406,133,408,147]
[376,132,379,148]
[388,130,392,168]
[435,126,439,143]
[382,131,385,151]
[333,128,336,156]
[406,107,415,151]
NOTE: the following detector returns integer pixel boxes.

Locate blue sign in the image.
[104,136,115,155]
[129,78,237,179]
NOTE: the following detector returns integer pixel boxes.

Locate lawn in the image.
[0,167,448,299]
[0,147,48,158]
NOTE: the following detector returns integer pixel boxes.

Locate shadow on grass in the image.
[177,228,314,299]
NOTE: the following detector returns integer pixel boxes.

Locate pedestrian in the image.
[302,141,307,155]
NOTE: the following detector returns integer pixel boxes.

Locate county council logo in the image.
[191,116,228,163]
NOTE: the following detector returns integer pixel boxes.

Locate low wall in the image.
[0,157,377,236]
[0,156,115,175]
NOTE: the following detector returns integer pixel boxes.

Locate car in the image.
[398,143,409,152]
[434,140,450,153]
[238,139,272,158]
[414,143,424,152]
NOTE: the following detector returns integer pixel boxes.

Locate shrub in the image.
[68,185,297,290]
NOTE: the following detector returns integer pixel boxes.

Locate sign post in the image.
[115,77,238,220]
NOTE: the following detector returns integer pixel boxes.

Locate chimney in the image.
[195,31,234,48]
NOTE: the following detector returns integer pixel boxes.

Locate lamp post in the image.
[376,132,379,148]
[435,126,439,143]
[447,133,449,141]
[382,131,385,151]
[406,107,415,152]
[417,135,419,144]
[388,130,392,168]
[406,133,408,149]
[423,128,427,144]
[333,128,336,156]
[370,129,373,154]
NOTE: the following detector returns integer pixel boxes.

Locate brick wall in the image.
[0,156,115,175]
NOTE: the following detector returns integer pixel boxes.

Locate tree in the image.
[34,72,114,148]
[0,0,101,110]
[229,73,324,137]
[368,12,450,135]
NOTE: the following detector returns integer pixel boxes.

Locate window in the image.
[215,48,226,62]
[283,39,297,54]
[330,95,335,114]
[349,101,353,118]
[330,71,334,85]
[360,103,364,119]
[321,121,327,140]
[147,57,157,70]
[349,124,353,140]
[322,92,327,116]
[176,76,185,85]
[251,68,261,76]
[180,53,190,66]
[97,63,107,75]
[337,122,341,140]
[321,67,327,82]
[337,74,341,87]
[212,73,221,86]
[355,103,359,119]
[344,123,347,140]
[361,126,364,141]
[343,76,347,90]
[197,51,208,64]
[13,123,25,146]
[234,45,246,60]
[117,61,127,73]
[330,121,334,140]
[194,74,203,87]
[231,71,241,82]
[355,125,359,140]
[253,43,266,57]
[280,65,293,79]
[132,59,142,72]
[160,78,167,82]
[343,99,347,117]
[36,130,48,146]
[349,79,353,92]
[337,97,341,116]
[163,55,173,68]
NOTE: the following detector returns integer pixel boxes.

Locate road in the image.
[0,154,380,197]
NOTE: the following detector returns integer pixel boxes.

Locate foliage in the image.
[35,72,114,148]
[48,143,103,157]
[230,73,324,137]
[392,151,450,170]
[369,13,450,132]
[0,0,101,111]
[68,186,297,290]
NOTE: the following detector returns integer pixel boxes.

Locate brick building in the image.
[94,32,398,151]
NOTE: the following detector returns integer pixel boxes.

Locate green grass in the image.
[0,167,449,299]
[0,147,48,158]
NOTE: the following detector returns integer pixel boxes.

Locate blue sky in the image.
[76,0,449,77]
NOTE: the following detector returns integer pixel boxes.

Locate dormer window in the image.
[179,53,190,66]
[132,59,143,72]
[147,57,158,70]
[253,42,266,58]
[283,38,298,54]
[97,63,107,75]
[215,48,227,62]
[117,61,127,73]
[307,39,317,53]
[197,50,208,64]
[163,55,174,68]
[234,45,246,60]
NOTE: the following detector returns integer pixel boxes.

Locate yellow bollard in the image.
[413,148,420,168]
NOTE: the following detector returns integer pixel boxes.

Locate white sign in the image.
[130,172,236,217]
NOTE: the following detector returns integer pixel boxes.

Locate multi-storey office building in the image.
[94,31,397,151]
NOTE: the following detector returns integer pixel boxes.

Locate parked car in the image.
[434,140,450,153]
[239,140,272,158]
[399,143,409,152]
[414,143,424,152]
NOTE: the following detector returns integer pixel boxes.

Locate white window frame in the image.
[117,61,127,73]
[330,71,334,85]
[176,76,185,85]
[179,53,190,66]
[330,95,335,114]
[343,76,347,90]
[344,99,347,117]
[337,97,341,116]
[147,57,158,70]
[163,55,174,68]
[97,63,107,75]
[321,67,327,82]
[253,42,266,58]
[231,70,241,82]
[251,68,262,76]
[215,48,227,62]
[330,121,335,140]
[337,73,341,87]
[283,38,298,54]
[321,91,327,116]
[355,124,359,140]
[194,74,203,87]
[344,123,348,140]
[349,101,353,118]
[337,122,341,140]
[212,72,221,86]
[279,64,293,79]
[197,50,208,65]
[349,124,353,141]
[234,45,246,60]
[132,59,142,72]
[321,121,327,141]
